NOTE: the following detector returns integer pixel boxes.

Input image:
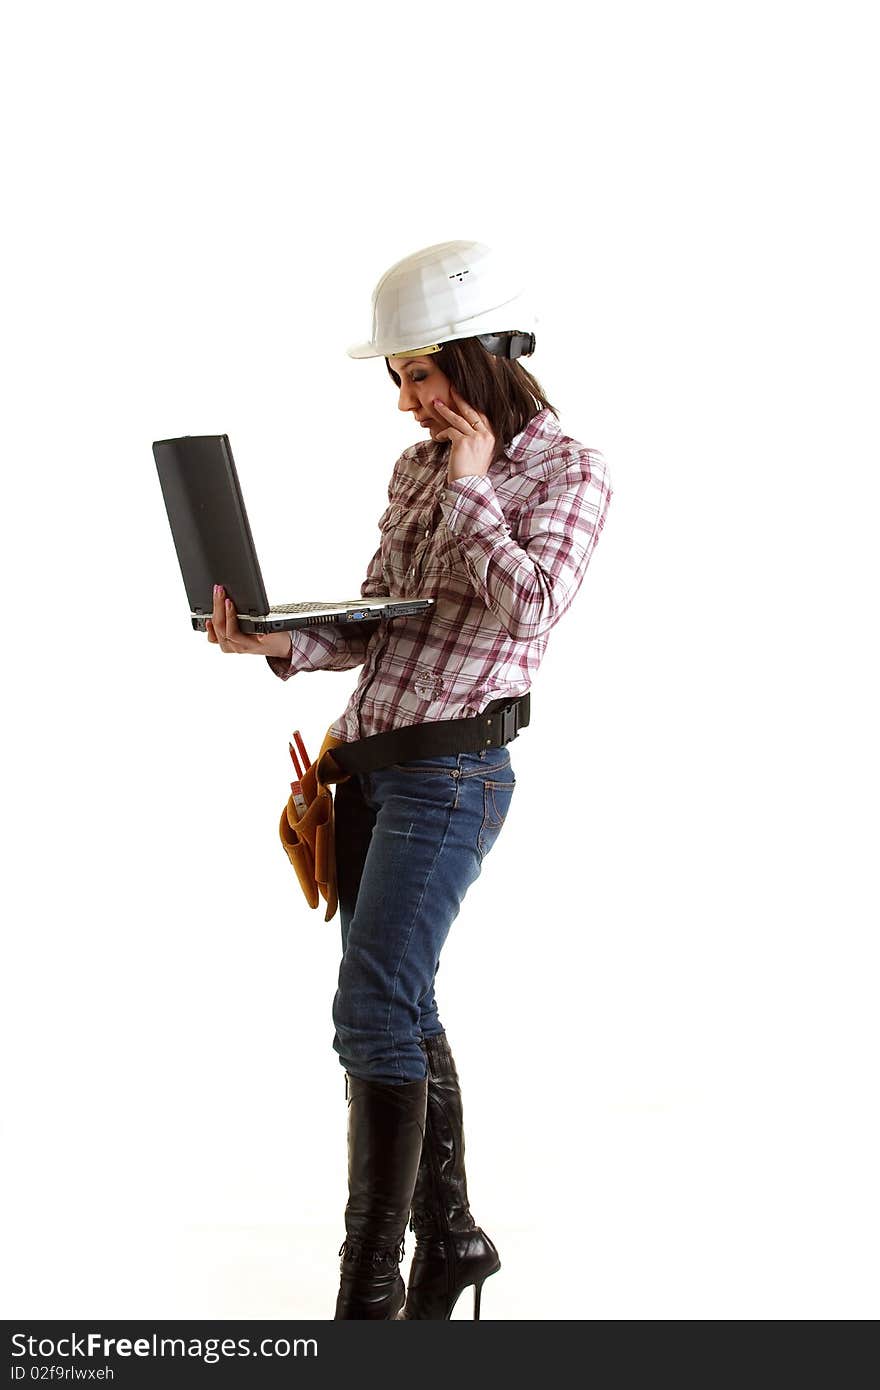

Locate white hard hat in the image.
[347,239,537,361]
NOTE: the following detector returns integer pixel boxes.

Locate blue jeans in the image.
[331,747,516,1085]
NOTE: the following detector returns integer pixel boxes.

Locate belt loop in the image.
[500,702,517,744]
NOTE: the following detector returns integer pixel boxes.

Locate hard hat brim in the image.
[347,292,536,362]
[346,340,382,359]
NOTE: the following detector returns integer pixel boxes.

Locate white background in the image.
[2,0,877,1321]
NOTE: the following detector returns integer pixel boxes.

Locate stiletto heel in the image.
[403,1033,502,1320]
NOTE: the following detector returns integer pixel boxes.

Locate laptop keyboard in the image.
[269,601,366,613]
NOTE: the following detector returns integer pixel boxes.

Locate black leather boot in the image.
[402,1033,501,1319]
[334,1071,428,1320]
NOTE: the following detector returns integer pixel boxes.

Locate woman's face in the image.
[387,354,454,438]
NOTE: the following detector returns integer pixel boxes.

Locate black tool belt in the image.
[327,692,530,777]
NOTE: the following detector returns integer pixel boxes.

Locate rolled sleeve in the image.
[438,474,511,537]
[264,625,372,680]
[436,459,613,642]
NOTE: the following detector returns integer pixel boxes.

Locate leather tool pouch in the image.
[278,726,351,922]
[279,693,529,922]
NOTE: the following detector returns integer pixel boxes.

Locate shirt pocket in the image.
[432,520,461,571]
[377,501,404,532]
[415,519,467,600]
[378,502,410,590]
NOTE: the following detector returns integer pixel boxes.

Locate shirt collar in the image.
[430,407,562,485]
[501,407,563,472]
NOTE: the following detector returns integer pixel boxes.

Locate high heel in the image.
[402,1033,501,1320]
[451,1276,489,1320]
[404,1228,501,1319]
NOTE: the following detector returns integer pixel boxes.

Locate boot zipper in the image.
[424,1106,456,1299]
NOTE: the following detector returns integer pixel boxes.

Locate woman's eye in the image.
[409,374,426,383]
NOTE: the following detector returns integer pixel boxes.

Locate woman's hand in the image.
[433,385,497,485]
[206,584,293,658]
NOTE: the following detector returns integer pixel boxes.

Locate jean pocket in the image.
[457,749,511,777]
[477,775,516,861]
[384,755,459,775]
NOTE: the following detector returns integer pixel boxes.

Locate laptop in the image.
[153,433,434,635]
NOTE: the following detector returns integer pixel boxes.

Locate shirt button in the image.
[424,528,430,538]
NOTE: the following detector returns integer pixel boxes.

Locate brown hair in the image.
[385,337,559,465]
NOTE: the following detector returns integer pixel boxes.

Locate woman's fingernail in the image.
[225,599,231,608]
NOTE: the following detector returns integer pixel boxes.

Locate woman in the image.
[206,240,613,1320]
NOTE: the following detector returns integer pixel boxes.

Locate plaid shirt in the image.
[266,407,613,741]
